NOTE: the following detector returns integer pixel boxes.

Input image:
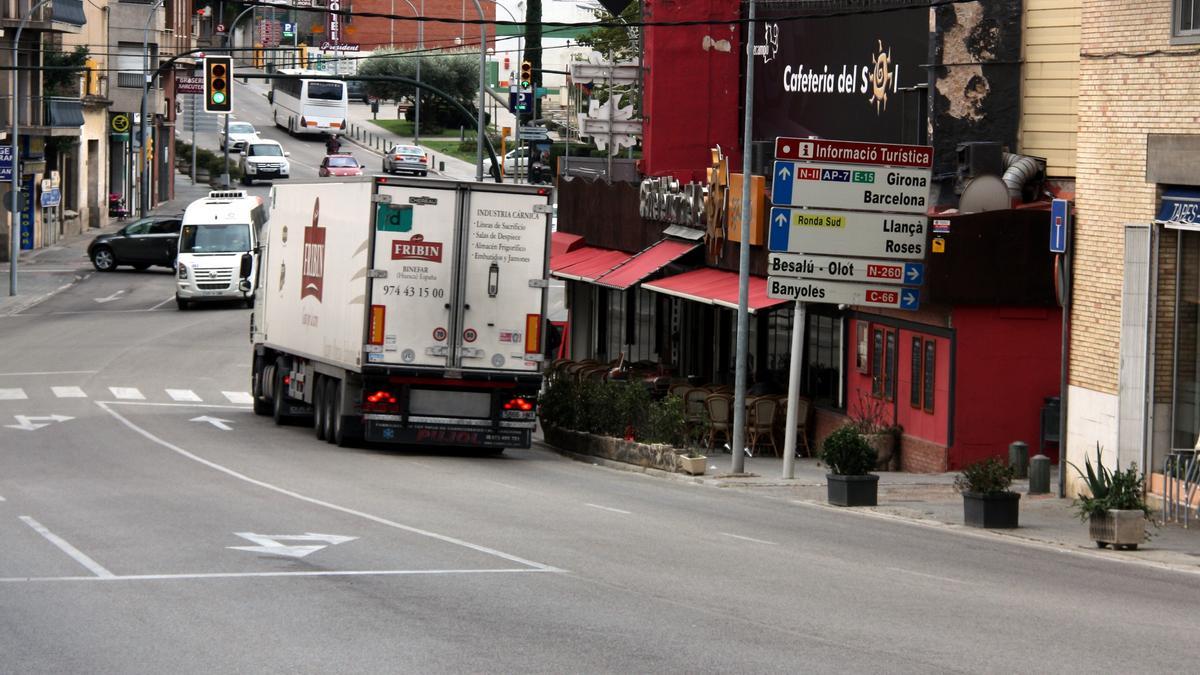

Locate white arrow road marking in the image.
[5,414,74,431]
[93,290,126,304]
[109,387,145,400]
[0,388,28,400]
[190,415,234,431]
[227,532,358,559]
[51,386,87,398]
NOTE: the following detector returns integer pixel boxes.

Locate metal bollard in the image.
[1029,454,1051,494]
[1009,441,1029,479]
[439,161,445,172]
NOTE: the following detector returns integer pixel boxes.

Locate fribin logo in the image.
[391,234,443,263]
[302,198,326,301]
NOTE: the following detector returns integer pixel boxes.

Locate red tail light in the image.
[503,397,534,411]
[363,390,400,414]
[283,375,292,385]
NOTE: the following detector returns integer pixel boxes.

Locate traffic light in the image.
[204,56,233,113]
[520,60,532,91]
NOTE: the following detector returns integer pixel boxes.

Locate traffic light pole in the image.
[139,0,166,217]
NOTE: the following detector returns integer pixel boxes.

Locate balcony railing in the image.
[116,71,153,89]
[0,95,84,129]
[45,96,83,127]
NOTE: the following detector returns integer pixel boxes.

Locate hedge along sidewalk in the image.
[343,118,479,181]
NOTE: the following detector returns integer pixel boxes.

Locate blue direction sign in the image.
[40,187,61,208]
[1050,198,1069,253]
[899,287,920,311]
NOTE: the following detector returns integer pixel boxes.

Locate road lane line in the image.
[148,296,176,311]
[96,401,562,572]
[105,401,248,410]
[885,566,972,585]
[719,532,779,546]
[222,391,253,404]
[585,503,631,515]
[52,386,87,398]
[166,389,202,402]
[109,387,145,400]
[0,567,562,584]
[0,388,28,400]
[0,370,98,377]
[19,516,114,579]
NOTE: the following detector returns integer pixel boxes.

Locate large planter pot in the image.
[962,491,1021,529]
[1089,509,1146,550]
[678,455,707,476]
[863,432,897,471]
[826,473,879,507]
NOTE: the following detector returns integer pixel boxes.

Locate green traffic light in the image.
[212,91,226,104]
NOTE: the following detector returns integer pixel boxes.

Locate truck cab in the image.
[175,190,266,310]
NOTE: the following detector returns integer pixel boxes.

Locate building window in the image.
[870,325,896,401]
[923,339,936,412]
[909,337,937,413]
[805,313,842,407]
[910,336,922,408]
[1175,1,1200,42]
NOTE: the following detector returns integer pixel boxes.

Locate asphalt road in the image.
[2,265,1199,673]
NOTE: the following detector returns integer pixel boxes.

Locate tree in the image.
[523,0,542,121]
[576,1,639,62]
[43,45,89,97]
[356,50,484,133]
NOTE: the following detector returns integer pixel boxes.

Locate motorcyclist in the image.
[325,134,342,155]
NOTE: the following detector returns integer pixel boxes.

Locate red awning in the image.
[641,268,788,314]
[550,231,584,259]
[593,239,699,290]
[551,245,634,282]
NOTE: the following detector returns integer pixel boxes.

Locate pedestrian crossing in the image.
[0,386,253,405]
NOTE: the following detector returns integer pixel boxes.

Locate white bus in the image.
[270,69,348,136]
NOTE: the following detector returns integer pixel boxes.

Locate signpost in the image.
[771,160,930,215]
[768,207,927,259]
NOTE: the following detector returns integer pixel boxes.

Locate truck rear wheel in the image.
[313,375,326,440]
[331,384,358,448]
[272,358,290,426]
[322,379,337,443]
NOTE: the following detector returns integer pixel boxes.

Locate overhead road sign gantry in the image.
[768,252,924,286]
[766,277,920,311]
[772,160,930,214]
[768,206,927,259]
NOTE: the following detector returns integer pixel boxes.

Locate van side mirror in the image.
[240,252,253,279]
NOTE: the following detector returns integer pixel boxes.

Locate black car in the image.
[346,79,370,104]
[88,215,184,271]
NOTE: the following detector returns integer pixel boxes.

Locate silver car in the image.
[382,144,429,176]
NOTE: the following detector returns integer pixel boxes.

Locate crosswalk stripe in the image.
[166,389,202,402]
[109,387,145,400]
[0,388,27,400]
[222,391,253,404]
[51,386,87,398]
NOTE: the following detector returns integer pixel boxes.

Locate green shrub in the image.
[640,394,686,447]
[953,457,1015,495]
[819,425,877,476]
[1070,444,1151,520]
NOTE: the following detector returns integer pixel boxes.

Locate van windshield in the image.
[179,223,251,253]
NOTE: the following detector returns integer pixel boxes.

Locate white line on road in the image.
[105,401,249,410]
[0,567,562,584]
[719,532,779,546]
[148,296,176,311]
[0,388,27,400]
[166,389,202,402]
[52,386,87,398]
[0,370,98,377]
[0,495,6,501]
[885,566,972,585]
[108,387,145,400]
[222,391,253,404]
[585,503,631,515]
[19,516,114,579]
[96,401,562,572]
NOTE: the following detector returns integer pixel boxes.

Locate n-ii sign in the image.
[772,160,930,214]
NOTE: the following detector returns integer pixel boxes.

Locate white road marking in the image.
[228,532,357,558]
[108,387,145,400]
[885,566,972,585]
[0,370,98,377]
[97,401,562,572]
[149,296,175,310]
[19,516,114,579]
[167,389,202,402]
[0,388,28,400]
[0,567,561,584]
[93,290,126,304]
[0,495,6,501]
[585,503,631,515]
[5,414,74,431]
[52,386,87,398]
[106,401,249,410]
[190,415,234,431]
[222,391,253,404]
[719,532,779,546]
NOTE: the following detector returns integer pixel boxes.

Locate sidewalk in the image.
[342,118,482,182]
[0,174,215,316]
[537,436,1200,574]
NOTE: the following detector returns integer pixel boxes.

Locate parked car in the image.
[382,144,429,176]
[319,154,364,177]
[219,121,260,153]
[482,147,532,178]
[87,214,184,272]
[240,140,291,185]
[346,79,370,104]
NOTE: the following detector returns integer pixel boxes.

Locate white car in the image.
[219,121,260,153]
[239,140,290,185]
[483,147,532,177]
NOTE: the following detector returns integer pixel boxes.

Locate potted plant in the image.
[848,393,901,471]
[1070,445,1151,550]
[819,425,879,507]
[954,457,1020,528]
[678,447,708,476]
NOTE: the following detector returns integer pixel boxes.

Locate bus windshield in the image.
[307,82,344,101]
[179,224,252,253]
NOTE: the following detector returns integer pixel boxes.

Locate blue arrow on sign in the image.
[768,207,791,252]
[772,161,794,207]
[903,263,924,286]
[899,288,920,311]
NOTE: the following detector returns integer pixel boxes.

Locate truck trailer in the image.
[250,176,553,449]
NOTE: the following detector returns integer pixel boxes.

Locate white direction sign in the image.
[768,207,926,259]
[768,252,924,286]
[767,277,921,311]
[772,160,931,214]
[5,414,73,431]
[227,532,357,559]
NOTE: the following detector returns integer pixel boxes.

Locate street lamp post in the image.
[471,0,485,181]
[139,0,166,217]
[8,0,54,296]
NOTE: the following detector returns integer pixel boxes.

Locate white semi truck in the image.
[250,177,553,449]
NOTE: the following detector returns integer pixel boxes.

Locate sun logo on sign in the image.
[868,39,893,114]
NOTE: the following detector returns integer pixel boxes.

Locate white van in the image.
[175,190,267,310]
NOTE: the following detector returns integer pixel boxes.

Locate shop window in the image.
[910,337,922,408]
[1173,230,1200,447]
[909,337,937,413]
[805,313,842,407]
[871,325,896,401]
[923,340,936,412]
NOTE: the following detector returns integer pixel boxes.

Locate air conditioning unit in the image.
[956,141,1003,193]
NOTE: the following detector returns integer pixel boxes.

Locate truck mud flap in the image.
[365,420,530,448]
